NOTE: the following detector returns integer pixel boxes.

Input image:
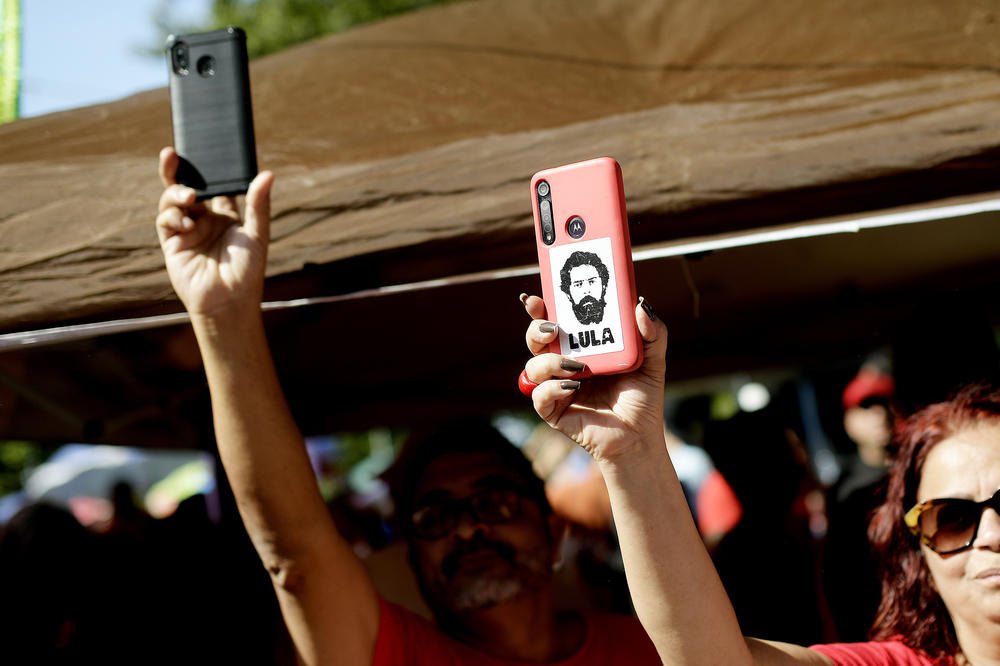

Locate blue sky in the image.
[19,0,211,117]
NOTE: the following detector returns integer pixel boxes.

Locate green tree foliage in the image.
[207,0,462,58]
[0,440,43,495]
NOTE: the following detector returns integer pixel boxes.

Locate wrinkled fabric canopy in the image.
[1,0,999,446]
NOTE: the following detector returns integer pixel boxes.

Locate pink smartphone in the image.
[530,157,642,377]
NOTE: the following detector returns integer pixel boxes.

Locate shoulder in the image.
[809,640,951,666]
[373,599,457,665]
[374,606,661,666]
[373,599,516,666]
[578,613,659,664]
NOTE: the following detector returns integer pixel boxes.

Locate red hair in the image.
[868,383,1000,658]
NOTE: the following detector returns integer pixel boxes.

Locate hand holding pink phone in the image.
[531,157,642,377]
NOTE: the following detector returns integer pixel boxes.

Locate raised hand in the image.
[521,294,669,464]
[155,147,275,316]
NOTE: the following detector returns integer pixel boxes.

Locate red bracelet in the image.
[518,369,539,397]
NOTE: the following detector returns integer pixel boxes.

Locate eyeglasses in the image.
[410,488,522,540]
[904,486,1000,554]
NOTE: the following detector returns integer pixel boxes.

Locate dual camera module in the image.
[536,180,585,246]
[170,43,216,78]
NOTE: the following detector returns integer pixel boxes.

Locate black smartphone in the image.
[166,27,257,200]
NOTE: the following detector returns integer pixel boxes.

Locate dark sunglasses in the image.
[904,486,1000,554]
[410,488,522,540]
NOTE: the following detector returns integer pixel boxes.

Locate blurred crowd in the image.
[0,480,295,665]
[2,299,997,663]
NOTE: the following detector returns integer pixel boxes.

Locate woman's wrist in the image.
[596,438,682,527]
[189,301,266,358]
[190,298,261,329]
[593,424,667,473]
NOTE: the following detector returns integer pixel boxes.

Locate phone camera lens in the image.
[197,55,216,77]
[173,43,190,74]
[536,180,555,245]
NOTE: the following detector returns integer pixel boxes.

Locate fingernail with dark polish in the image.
[560,380,581,391]
[519,293,529,305]
[639,296,657,322]
[560,359,585,372]
[539,322,557,333]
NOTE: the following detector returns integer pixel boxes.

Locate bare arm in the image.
[599,442,829,665]
[521,296,831,666]
[155,148,379,665]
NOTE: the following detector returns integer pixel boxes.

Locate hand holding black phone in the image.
[167,27,257,200]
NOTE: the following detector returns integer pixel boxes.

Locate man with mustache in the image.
[560,251,610,325]
[377,417,656,663]
[153,150,658,665]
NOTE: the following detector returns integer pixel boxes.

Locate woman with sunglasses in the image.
[856,383,1000,664]
[522,296,1000,665]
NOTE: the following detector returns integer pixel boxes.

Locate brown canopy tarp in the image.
[1,0,1000,447]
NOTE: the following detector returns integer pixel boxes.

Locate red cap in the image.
[842,368,895,410]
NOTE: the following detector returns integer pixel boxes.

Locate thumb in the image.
[244,170,275,243]
[636,297,668,370]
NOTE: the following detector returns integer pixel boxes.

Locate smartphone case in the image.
[167,27,257,199]
[531,157,642,377]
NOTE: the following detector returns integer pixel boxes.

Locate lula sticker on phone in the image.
[548,237,625,358]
